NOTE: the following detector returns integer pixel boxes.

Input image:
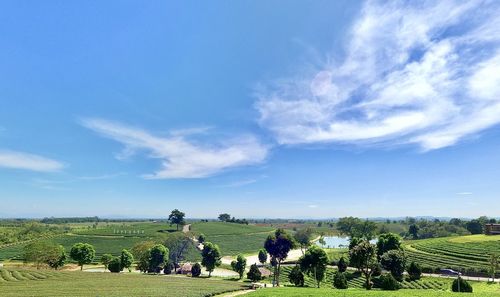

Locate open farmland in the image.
[0,269,246,297]
[405,235,500,275]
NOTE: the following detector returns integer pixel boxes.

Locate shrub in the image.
[247,264,262,282]
[452,277,473,292]
[337,257,348,273]
[163,261,174,275]
[372,263,382,277]
[333,272,348,289]
[288,265,304,287]
[108,257,122,273]
[191,263,202,277]
[407,261,422,281]
[380,273,401,290]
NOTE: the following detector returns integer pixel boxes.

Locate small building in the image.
[179,263,192,275]
[485,223,500,235]
[258,267,272,278]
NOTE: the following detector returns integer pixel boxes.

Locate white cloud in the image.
[456,192,472,196]
[0,150,64,172]
[81,118,269,179]
[256,0,500,150]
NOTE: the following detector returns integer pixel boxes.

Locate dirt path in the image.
[182,224,191,233]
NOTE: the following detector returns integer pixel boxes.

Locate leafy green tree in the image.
[120,249,134,272]
[352,220,377,240]
[108,256,122,273]
[101,254,113,272]
[337,256,348,273]
[198,234,206,243]
[465,220,482,234]
[191,263,202,277]
[333,271,348,289]
[294,228,313,254]
[299,246,328,288]
[407,261,422,281]
[264,229,295,286]
[163,261,174,274]
[247,263,262,282]
[46,244,66,270]
[24,242,66,270]
[201,242,221,277]
[336,217,363,237]
[380,250,406,281]
[168,209,186,231]
[376,233,402,258]
[380,273,401,290]
[231,254,247,279]
[408,224,419,239]
[452,277,473,292]
[164,233,193,272]
[288,265,304,287]
[148,244,168,273]
[349,240,377,290]
[489,254,499,282]
[131,241,156,273]
[218,213,231,222]
[70,243,95,271]
[258,249,267,265]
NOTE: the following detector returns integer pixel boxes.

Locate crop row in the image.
[0,269,58,282]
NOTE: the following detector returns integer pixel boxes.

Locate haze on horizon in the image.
[1,0,500,219]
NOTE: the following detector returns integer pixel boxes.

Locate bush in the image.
[452,277,473,293]
[191,263,202,277]
[380,274,401,291]
[337,257,348,273]
[163,261,174,275]
[333,272,348,289]
[372,263,382,277]
[407,261,422,281]
[288,265,304,287]
[108,257,122,273]
[247,264,262,282]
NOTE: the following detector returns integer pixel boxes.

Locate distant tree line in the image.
[218,213,249,225]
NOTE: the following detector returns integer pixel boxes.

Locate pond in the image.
[315,236,376,249]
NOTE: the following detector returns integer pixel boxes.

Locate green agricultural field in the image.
[404,235,500,275]
[74,221,178,237]
[191,222,274,256]
[0,268,246,297]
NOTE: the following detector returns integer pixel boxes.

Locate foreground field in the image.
[0,269,246,297]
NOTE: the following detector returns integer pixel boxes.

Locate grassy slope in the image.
[191,222,274,256]
[0,269,246,297]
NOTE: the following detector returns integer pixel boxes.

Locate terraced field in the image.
[404,235,500,275]
[0,269,246,297]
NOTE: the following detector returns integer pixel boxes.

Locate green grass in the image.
[191,222,274,256]
[73,222,178,237]
[0,269,247,297]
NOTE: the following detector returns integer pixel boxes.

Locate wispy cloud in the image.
[256,0,500,151]
[81,118,269,179]
[215,179,258,188]
[0,150,64,172]
[78,172,126,180]
[456,192,473,196]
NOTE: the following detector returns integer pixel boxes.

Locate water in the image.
[315,236,376,249]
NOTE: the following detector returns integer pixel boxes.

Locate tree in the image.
[101,254,113,272]
[299,246,328,288]
[352,220,377,240]
[191,263,202,277]
[465,220,482,234]
[333,271,348,289]
[108,256,122,273]
[258,249,267,265]
[70,243,95,271]
[408,224,419,239]
[452,277,473,292]
[164,233,194,272]
[231,254,247,279]
[288,265,304,287]
[376,233,402,258]
[294,228,313,254]
[380,250,406,281]
[46,244,66,270]
[149,244,168,273]
[120,249,134,272]
[198,234,206,244]
[247,263,262,282]
[349,240,377,290]
[407,261,422,281]
[489,254,499,282]
[163,261,174,274]
[201,242,221,277]
[168,209,186,231]
[380,273,401,290]
[337,256,348,273]
[264,229,295,286]
[336,217,363,237]
[218,213,231,222]
[24,242,66,270]
[132,241,156,273]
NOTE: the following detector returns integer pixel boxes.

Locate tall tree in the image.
[336,217,363,237]
[131,241,156,273]
[490,254,499,282]
[337,256,348,273]
[258,249,267,265]
[120,249,134,272]
[380,250,406,281]
[201,242,221,277]
[264,229,295,286]
[408,224,419,239]
[218,213,231,222]
[70,243,95,271]
[376,233,402,258]
[294,228,313,254]
[168,209,186,231]
[299,246,328,288]
[466,220,483,234]
[164,233,193,272]
[349,240,377,290]
[149,244,168,273]
[231,254,247,279]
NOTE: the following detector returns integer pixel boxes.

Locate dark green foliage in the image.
[101,254,113,271]
[197,234,206,243]
[264,229,295,286]
[201,242,221,277]
[258,249,267,264]
[380,273,401,290]
[231,254,247,279]
[288,265,304,287]
[163,261,174,274]
[349,240,377,290]
[24,242,66,270]
[120,249,134,272]
[376,233,402,258]
[46,245,66,270]
[380,250,406,281]
[218,213,231,222]
[408,261,422,281]
[332,271,348,289]
[371,263,382,277]
[337,217,377,240]
[149,244,168,273]
[70,243,95,270]
[191,263,202,277]
[168,209,185,231]
[452,277,473,292]
[466,220,483,235]
[299,246,328,288]
[337,256,348,273]
[409,224,419,239]
[108,256,122,273]
[247,263,262,282]
[294,228,313,252]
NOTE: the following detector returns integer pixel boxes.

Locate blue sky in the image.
[1,0,499,218]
